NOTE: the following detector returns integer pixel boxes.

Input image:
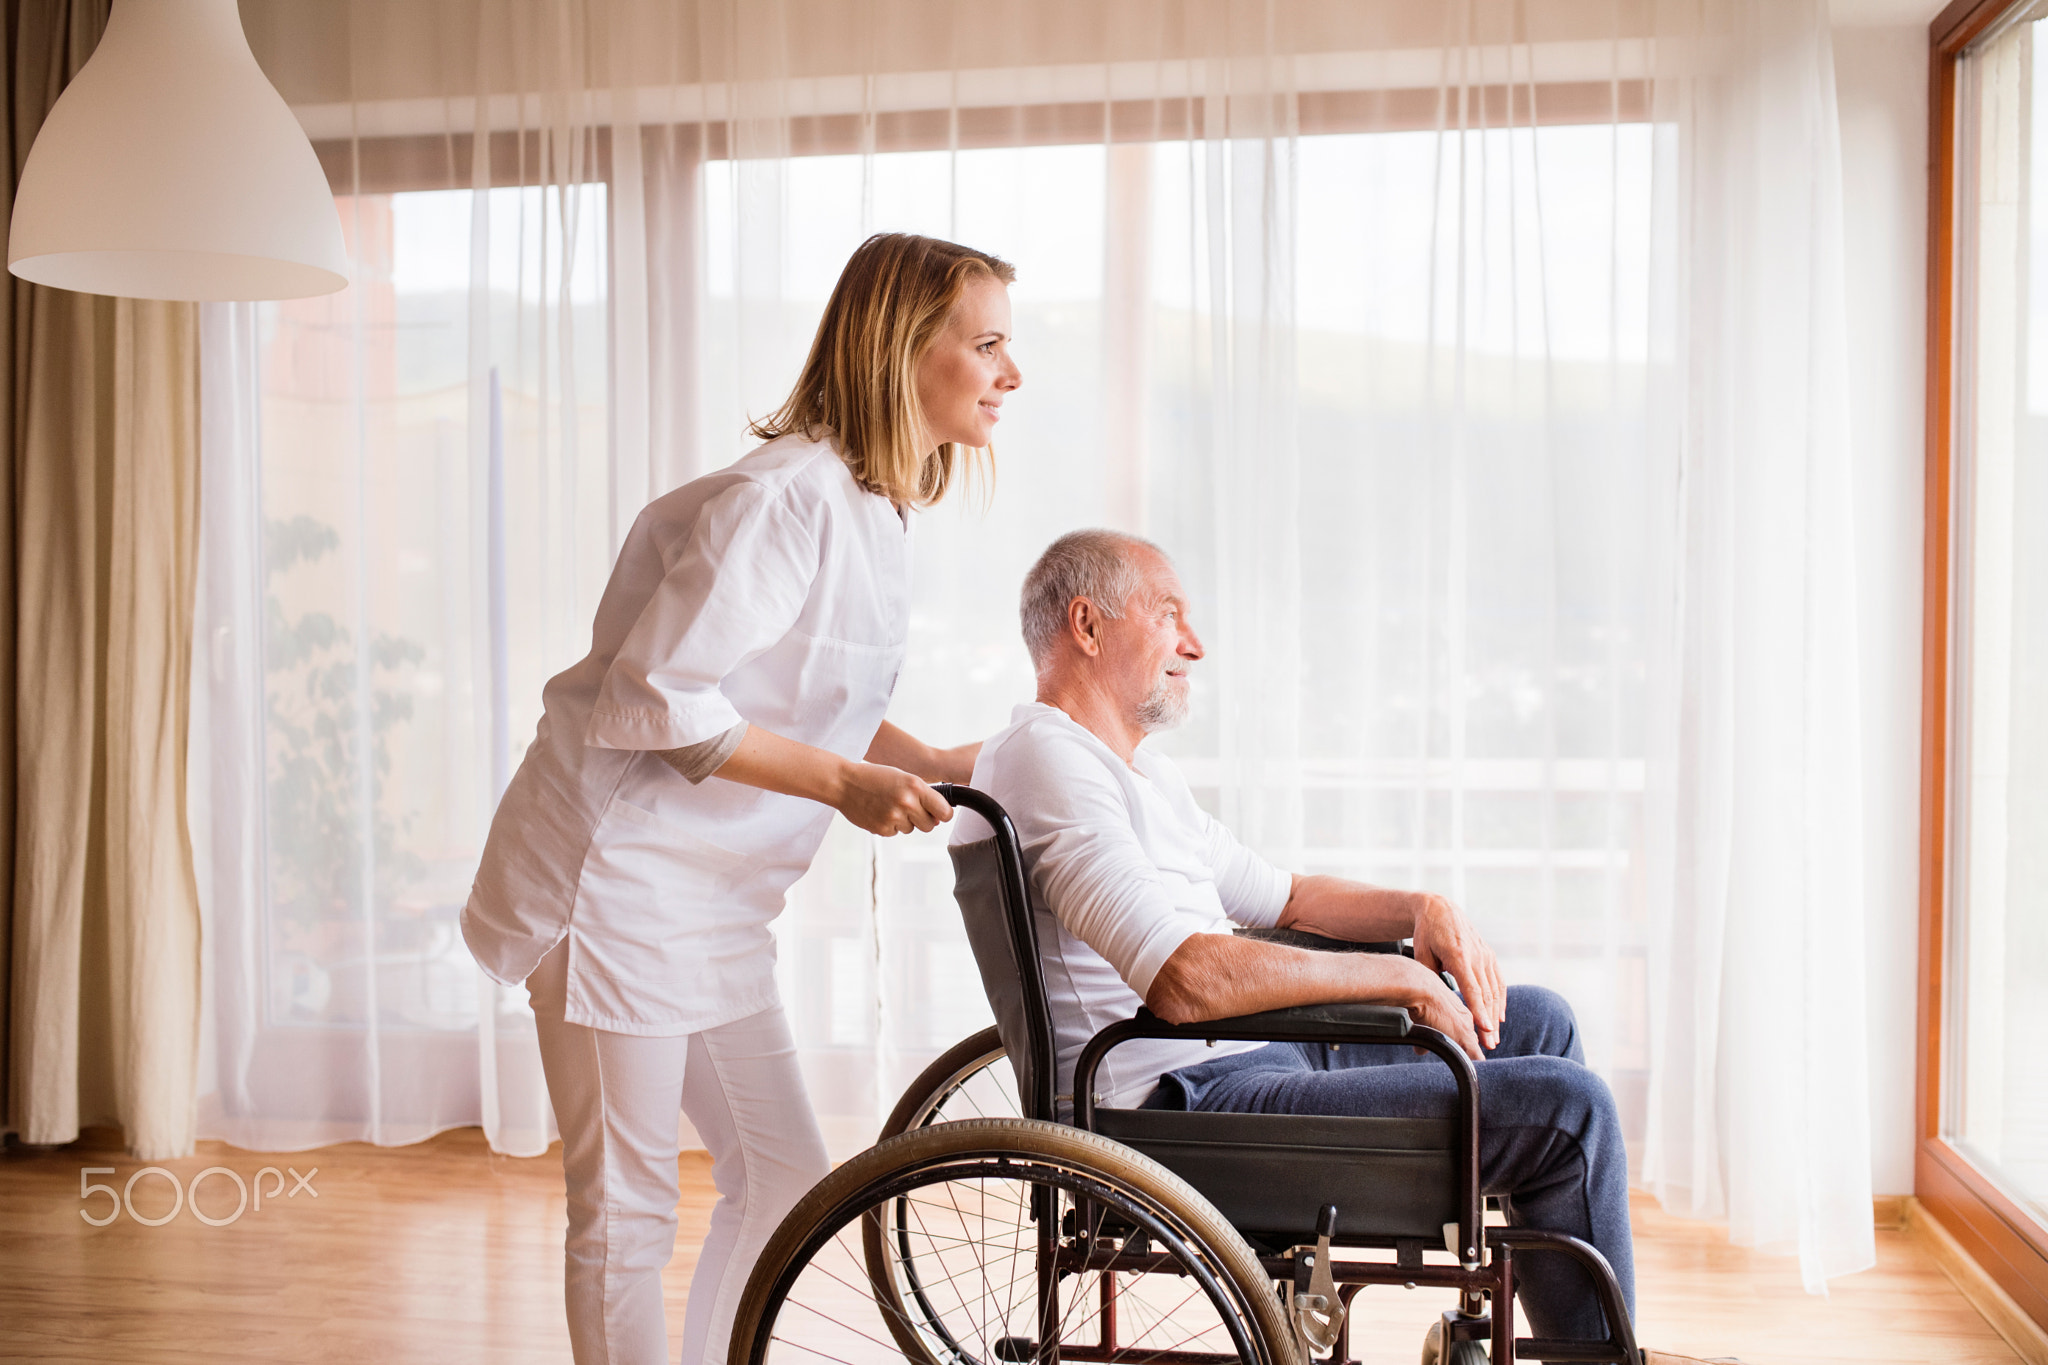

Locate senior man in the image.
[953,529,1725,1365]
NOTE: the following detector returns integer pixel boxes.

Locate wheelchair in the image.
[728,786,1643,1365]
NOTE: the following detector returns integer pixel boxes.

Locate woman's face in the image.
[914,277,1021,450]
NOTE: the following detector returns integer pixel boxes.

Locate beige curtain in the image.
[3,0,202,1160]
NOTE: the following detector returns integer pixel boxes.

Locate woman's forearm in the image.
[712,725,852,805]
[865,720,979,783]
[710,724,955,836]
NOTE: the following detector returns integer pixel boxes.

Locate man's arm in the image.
[1276,875,1506,1047]
[1274,874,1416,941]
[1143,932,1485,1058]
[1186,779,1503,1049]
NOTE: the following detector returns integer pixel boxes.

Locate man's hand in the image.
[1408,892,1505,1050]
[836,762,953,836]
[1395,954,1485,1059]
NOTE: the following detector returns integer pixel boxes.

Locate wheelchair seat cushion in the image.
[1090,1107,1458,1244]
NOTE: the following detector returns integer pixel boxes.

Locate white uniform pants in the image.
[527,943,830,1365]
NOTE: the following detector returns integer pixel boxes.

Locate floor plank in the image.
[0,1128,2022,1363]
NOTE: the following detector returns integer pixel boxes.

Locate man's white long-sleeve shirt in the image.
[952,703,1291,1108]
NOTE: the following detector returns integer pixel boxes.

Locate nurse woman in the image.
[461,232,1021,1365]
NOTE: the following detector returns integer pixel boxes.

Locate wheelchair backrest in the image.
[935,784,1059,1123]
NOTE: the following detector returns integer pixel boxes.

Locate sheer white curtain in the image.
[196,4,619,1154]
[194,0,1872,1286]
[1637,0,1875,1289]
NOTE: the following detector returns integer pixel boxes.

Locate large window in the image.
[1952,9,2048,1225]
[696,123,1656,1143]
[1928,0,2048,1325]
[207,101,1660,1155]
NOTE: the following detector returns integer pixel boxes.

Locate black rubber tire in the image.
[730,1116,1300,1365]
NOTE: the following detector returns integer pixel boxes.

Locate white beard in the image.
[1136,676,1190,733]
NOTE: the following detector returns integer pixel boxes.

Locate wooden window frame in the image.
[1922,0,2048,1330]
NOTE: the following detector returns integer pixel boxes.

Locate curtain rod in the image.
[289,40,1664,141]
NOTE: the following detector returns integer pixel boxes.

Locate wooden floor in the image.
[0,1126,2023,1364]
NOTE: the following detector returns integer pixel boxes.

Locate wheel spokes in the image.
[768,1159,1267,1365]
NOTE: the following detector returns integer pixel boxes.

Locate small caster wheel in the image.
[1423,1320,1491,1365]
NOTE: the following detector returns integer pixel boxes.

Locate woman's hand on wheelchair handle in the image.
[836,762,954,836]
[710,725,952,836]
[1409,893,1506,1052]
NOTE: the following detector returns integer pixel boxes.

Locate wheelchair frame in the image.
[930,782,1642,1365]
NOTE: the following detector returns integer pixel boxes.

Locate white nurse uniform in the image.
[462,431,911,1365]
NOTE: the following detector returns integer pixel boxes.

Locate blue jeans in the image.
[1148,984,1633,1343]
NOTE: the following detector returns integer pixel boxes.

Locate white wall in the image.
[1831,19,1933,1197]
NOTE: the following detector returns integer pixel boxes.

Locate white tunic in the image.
[462,434,912,1035]
[952,704,1291,1107]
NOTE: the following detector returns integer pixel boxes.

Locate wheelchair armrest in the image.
[1235,926,1412,957]
[1072,1002,1427,1130]
[1124,1001,1413,1042]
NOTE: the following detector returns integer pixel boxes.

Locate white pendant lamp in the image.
[6,0,348,301]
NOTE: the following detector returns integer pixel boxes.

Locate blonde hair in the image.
[750,233,1016,507]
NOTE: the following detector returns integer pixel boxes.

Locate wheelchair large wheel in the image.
[867,1028,1021,1361]
[880,1026,1018,1139]
[730,1117,1298,1365]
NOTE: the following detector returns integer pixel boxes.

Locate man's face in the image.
[1100,551,1204,734]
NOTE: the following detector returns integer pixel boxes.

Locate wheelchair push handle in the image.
[931,781,989,816]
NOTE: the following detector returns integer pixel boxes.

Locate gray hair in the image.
[1019,529,1167,673]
